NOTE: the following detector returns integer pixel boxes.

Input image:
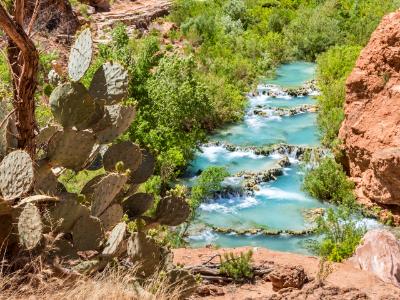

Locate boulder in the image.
[339,10,400,207]
[350,229,400,287]
[24,0,79,36]
[268,265,308,291]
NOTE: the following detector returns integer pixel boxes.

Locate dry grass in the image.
[0,259,185,300]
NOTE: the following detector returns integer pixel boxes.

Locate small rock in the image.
[269,265,308,291]
[197,285,225,296]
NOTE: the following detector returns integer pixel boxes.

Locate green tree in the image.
[309,205,366,262]
[189,166,230,218]
[303,157,355,205]
[316,45,361,147]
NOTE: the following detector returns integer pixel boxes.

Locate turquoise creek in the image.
[185,62,326,254]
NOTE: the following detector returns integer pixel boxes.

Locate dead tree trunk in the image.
[0,0,39,156]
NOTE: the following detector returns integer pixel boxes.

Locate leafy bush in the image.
[284,3,341,61]
[316,45,361,147]
[309,205,366,262]
[219,250,254,280]
[303,157,355,205]
[189,166,230,215]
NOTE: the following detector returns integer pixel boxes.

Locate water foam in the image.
[255,187,309,202]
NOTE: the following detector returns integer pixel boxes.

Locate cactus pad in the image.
[87,173,128,217]
[99,203,123,231]
[34,159,65,195]
[35,125,60,146]
[0,150,34,200]
[16,195,58,208]
[68,28,93,81]
[155,195,190,226]
[102,222,126,257]
[122,193,154,219]
[72,215,103,251]
[47,129,97,170]
[130,149,155,184]
[49,82,96,130]
[52,238,78,259]
[47,192,89,232]
[92,104,136,144]
[166,268,197,299]
[103,141,142,173]
[80,174,106,196]
[127,232,163,276]
[18,203,43,250]
[89,62,129,105]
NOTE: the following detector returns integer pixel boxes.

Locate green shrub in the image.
[189,166,230,215]
[58,168,105,194]
[284,3,341,60]
[303,157,355,205]
[316,45,361,147]
[220,250,254,280]
[309,205,366,262]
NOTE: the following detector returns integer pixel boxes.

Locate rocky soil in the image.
[92,0,172,41]
[339,9,400,224]
[173,246,400,300]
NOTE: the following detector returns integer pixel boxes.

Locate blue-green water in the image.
[186,62,324,254]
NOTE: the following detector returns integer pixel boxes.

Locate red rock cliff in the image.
[339,10,400,208]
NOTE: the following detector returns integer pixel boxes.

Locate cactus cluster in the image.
[0,29,193,287]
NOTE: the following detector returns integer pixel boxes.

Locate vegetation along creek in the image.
[183,62,377,254]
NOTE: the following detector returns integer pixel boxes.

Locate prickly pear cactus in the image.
[0,150,34,200]
[130,149,155,184]
[49,82,96,130]
[47,193,89,232]
[0,29,193,293]
[89,62,129,105]
[122,193,154,219]
[92,104,136,144]
[35,125,60,147]
[127,231,164,277]
[99,203,123,231]
[103,141,142,173]
[34,159,65,195]
[47,129,97,170]
[155,195,191,226]
[68,28,93,82]
[102,222,126,257]
[17,203,43,250]
[72,215,103,251]
[86,173,128,217]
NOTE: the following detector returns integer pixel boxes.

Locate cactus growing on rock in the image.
[0,28,194,293]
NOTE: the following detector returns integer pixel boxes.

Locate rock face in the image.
[339,10,400,207]
[25,0,79,36]
[350,229,400,287]
[268,265,308,291]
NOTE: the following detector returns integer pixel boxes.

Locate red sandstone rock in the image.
[268,265,308,291]
[350,229,400,288]
[339,10,400,207]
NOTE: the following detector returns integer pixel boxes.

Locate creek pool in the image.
[185,62,326,254]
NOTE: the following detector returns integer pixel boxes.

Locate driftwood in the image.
[185,258,274,284]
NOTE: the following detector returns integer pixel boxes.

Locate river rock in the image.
[269,265,308,291]
[349,229,400,287]
[339,10,400,208]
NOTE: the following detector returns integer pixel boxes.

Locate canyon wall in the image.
[339,10,400,208]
